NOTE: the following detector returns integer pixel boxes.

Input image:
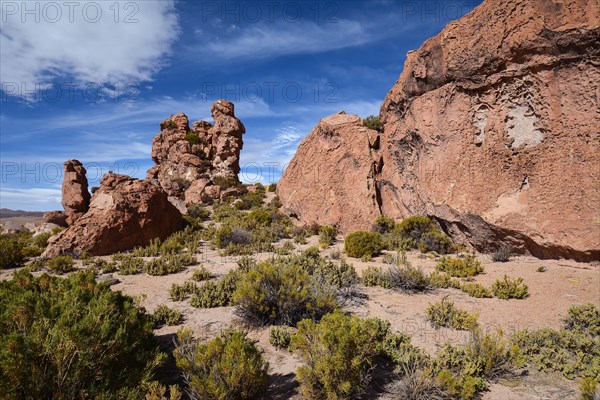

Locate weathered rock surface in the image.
[147,99,245,204]
[277,112,382,233]
[62,160,91,225]
[44,173,182,257]
[43,211,68,227]
[279,0,600,261]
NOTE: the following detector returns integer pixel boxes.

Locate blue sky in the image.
[0,0,481,211]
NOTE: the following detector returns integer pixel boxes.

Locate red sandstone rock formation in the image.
[278,0,600,261]
[43,173,182,257]
[62,160,90,225]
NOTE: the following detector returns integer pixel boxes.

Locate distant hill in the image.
[0,208,45,219]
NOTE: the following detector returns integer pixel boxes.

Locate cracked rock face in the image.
[279,0,600,261]
[146,99,245,204]
[62,160,91,225]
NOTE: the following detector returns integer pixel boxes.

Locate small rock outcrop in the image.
[278,0,600,261]
[147,99,246,204]
[43,211,68,227]
[62,160,91,225]
[43,173,182,257]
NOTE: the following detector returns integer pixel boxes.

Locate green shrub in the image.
[173,177,191,191]
[291,311,385,399]
[428,271,461,289]
[184,131,200,145]
[382,332,429,370]
[170,281,198,301]
[145,253,195,276]
[269,327,292,350]
[382,265,430,292]
[118,255,145,275]
[144,382,183,400]
[426,298,479,330]
[191,265,212,281]
[492,245,512,262]
[318,225,338,248]
[371,215,396,234]
[418,229,453,254]
[174,328,268,400]
[433,328,518,399]
[186,203,210,220]
[151,305,184,327]
[46,255,76,274]
[397,216,436,241]
[580,377,599,400]
[564,304,600,336]
[363,115,383,133]
[314,258,358,289]
[491,275,529,299]
[362,266,385,287]
[0,234,27,269]
[267,183,277,192]
[344,231,383,258]
[190,268,243,308]
[436,255,483,278]
[0,270,165,399]
[460,282,492,298]
[233,261,338,326]
[213,176,241,190]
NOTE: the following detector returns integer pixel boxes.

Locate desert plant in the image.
[118,255,145,275]
[363,115,384,133]
[383,265,430,292]
[418,229,453,254]
[291,311,385,399]
[344,231,384,258]
[536,266,547,272]
[460,282,492,298]
[184,131,200,145]
[173,177,191,191]
[145,253,195,276]
[381,332,429,371]
[151,304,184,327]
[565,304,600,336]
[233,261,338,326]
[269,326,292,350]
[144,382,183,400]
[174,328,268,400]
[579,377,599,400]
[426,298,479,330]
[0,270,165,399]
[191,265,212,281]
[397,215,436,241]
[362,266,385,287]
[491,275,529,299]
[318,225,338,248]
[186,203,210,220]
[371,215,396,234]
[190,268,244,308]
[170,281,198,301]
[428,271,461,289]
[46,255,76,274]
[492,244,512,262]
[267,183,277,192]
[0,234,27,269]
[314,258,358,289]
[435,255,483,278]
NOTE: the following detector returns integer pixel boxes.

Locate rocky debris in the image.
[1,221,26,234]
[278,112,382,233]
[147,99,245,205]
[43,211,68,227]
[62,160,91,225]
[43,173,182,257]
[31,223,60,237]
[278,0,600,261]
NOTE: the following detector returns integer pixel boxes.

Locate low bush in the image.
[269,327,292,350]
[0,270,165,399]
[174,328,268,400]
[118,255,145,275]
[426,298,479,330]
[362,266,385,287]
[491,275,529,299]
[344,231,383,258]
[170,281,198,301]
[314,258,358,290]
[151,305,184,327]
[381,332,429,371]
[371,215,396,234]
[435,255,483,278]
[492,245,512,262]
[397,216,436,241]
[145,253,195,276]
[233,261,338,326]
[291,311,385,399]
[46,255,76,274]
[383,265,430,292]
[318,225,338,248]
[144,382,182,400]
[564,303,600,336]
[0,233,27,269]
[428,271,461,289]
[460,282,492,298]
[267,183,277,192]
[418,229,453,254]
[190,268,243,308]
[363,115,384,133]
[191,265,212,281]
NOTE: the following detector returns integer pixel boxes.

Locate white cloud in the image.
[0,1,179,98]
[0,187,62,211]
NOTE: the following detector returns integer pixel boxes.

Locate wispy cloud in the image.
[1,1,180,99]
[0,187,62,210]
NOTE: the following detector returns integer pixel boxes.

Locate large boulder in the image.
[147,99,245,204]
[43,173,182,257]
[62,160,91,225]
[43,211,68,227]
[277,112,382,233]
[279,0,600,261]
